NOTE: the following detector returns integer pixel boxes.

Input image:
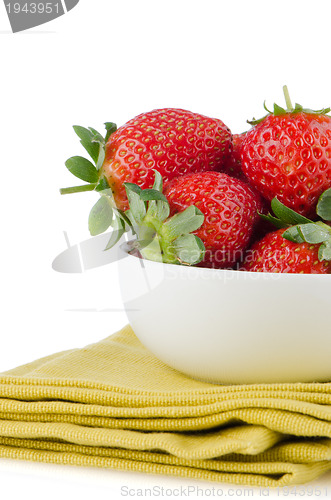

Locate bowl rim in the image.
[119,241,331,280]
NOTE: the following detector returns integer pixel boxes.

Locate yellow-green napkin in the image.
[1,325,331,487]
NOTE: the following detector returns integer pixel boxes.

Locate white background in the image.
[1,0,331,498]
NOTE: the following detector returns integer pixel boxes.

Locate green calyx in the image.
[247,85,331,126]
[259,188,331,261]
[87,170,205,265]
[123,171,205,265]
[60,122,117,196]
[60,121,123,243]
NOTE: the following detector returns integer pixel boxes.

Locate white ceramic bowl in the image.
[118,242,331,384]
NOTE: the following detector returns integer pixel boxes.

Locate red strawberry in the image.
[241,229,331,274]
[101,108,232,211]
[241,87,331,217]
[164,171,262,268]
[224,132,248,181]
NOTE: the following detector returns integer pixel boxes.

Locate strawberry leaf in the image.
[148,198,170,223]
[319,240,331,261]
[88,196,113,236]
[316,188,331,221]
[88,128,105,144]
[95,177,110,193]
[163,206,204,240]
[95,143,106,170]
[139,189,168,203]
[282,226,305,243]
[65,156,99,183]
[258,212,289,229]
[104,122,117,142]
[112,207,132,231]
[125,182,142,195]
[271,198,312,225]
[84,128,106,170]
[153,170,163,190]
[273,103,287,115]
[124,209,137,230]
[146,170,170,222]
[282,218,331,246]
[171,234,205,265]
[297,223,331,244]
[104,216,126,250]
[124,183,146,224]
[73,126,100,164]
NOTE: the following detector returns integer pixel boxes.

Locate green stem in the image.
[139,215,178,264]
[158,228,178,264]
[60,183,97,195]
[283,85,293,111]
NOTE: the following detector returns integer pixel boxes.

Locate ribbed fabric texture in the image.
[1,325,331,487]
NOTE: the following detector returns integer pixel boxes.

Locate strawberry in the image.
[101,108,232,211]
[241,86,331,217]
[241,229,331,274]
[242,188,331,273]
[164,171,262,268]
[60,111,231,242]
[224,132,248,181]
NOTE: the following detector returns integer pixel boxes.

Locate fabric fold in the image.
[1,325,331,487]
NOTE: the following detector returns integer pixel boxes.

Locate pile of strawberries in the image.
[61,87,331,274]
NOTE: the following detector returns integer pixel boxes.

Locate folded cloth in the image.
[1,325,331,487]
